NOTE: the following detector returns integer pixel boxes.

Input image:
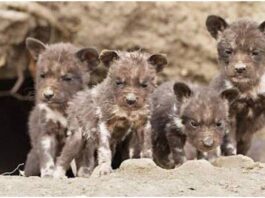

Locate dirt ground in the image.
[1,156,265,196]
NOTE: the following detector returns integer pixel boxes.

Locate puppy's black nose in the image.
[203,137,214,147]
[235,67,246,74]
[234,63,246,74]
[126,93,137,105]
[126,98,136,105]
[43,88,54,100]
[44,92,54,100]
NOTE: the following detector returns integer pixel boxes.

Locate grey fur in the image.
[24,37,99,177]
[53,50,167,178]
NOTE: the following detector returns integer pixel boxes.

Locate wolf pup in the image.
[206,15,265,155]
[24,38,99,177]
[53,50,167,178]
[151,81,239,169]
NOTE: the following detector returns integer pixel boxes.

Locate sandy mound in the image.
[1,155,265,196]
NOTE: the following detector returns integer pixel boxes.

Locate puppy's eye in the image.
[61,75,72,82]
[116,80,124,86]
[216,121,223,128]
[251,50,259,56]
[40,73,46,79]
[224,49,233,55]
[140,82,148,88]
[190,120,199,128]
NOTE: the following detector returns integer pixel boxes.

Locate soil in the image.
[1,156,265,196]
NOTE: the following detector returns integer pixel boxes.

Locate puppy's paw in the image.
[141,149,153,158]
[91,163,113,177]
[224,145,237,156]
[77,167,93,178]
[53,166,67,179]
[41,167,54,178]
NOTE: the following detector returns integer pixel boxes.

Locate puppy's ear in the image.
[99,50,119,67]
[26,37,46,60]
[173,82,193,101]
[220,88,239,104]
[76,48,99,70]
[258,21,265,33]
[148,53,167,73]
[206,15,228,39]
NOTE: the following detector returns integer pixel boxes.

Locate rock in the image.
[4,2,265,83]
[212,155,255,169]
[180,159,214,170]
[43,2,265,83]
[0,2,69,80]
[119,158,158,171]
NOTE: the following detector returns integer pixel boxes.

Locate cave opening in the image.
[0,77,34,175]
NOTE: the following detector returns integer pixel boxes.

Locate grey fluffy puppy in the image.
[24,38,99,177]
[53,49,167,178]
[206,15,265,155]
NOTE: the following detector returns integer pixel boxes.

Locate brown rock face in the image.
[3,2,265,83]
[42,2,265,83]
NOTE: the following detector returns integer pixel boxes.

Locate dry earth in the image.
[1,156,265,196]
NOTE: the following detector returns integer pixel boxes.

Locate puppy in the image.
[53,50,167,178]
[206,15,265,155]
[151,81,238,169]
[24,38,99,177]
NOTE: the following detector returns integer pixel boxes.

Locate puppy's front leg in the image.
[141,121,153,158]
[53,129,84,178]
[96,121,113,176]
[76,141,97,178]
[24,148,40,176]
[166,131,186,167]
[221,117,237,156]
[38,135,57,178]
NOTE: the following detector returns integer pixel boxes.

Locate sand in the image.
[1,155,265,196]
